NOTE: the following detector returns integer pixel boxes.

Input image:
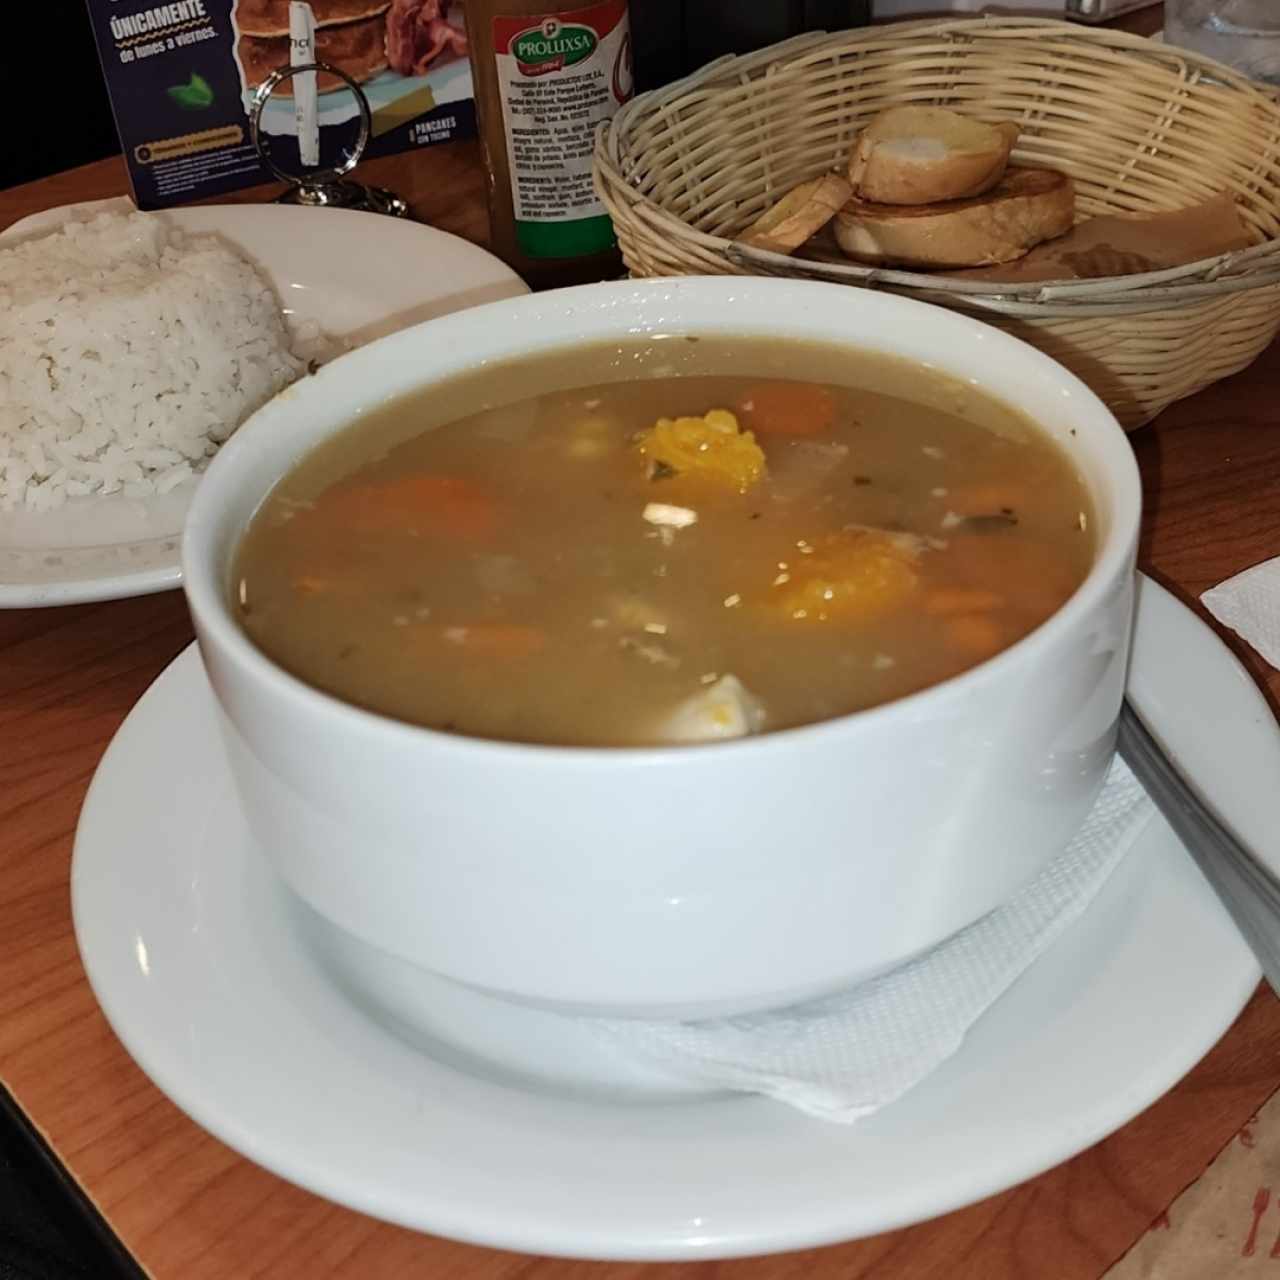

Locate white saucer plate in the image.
[71,575,1268,1260]
[0,198,525,608]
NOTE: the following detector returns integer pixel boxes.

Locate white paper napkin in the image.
[589,761,1153,1123]
[1202,556,1280,669]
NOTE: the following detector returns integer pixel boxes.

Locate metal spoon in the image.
[1117,699,1280,995]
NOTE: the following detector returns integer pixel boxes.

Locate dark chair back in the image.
[633,0,873,88]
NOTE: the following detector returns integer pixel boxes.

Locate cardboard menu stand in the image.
[84,0,476,209]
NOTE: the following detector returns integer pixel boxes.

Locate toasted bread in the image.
[848,107,1021,206]
[833,167,1075,270]
[736,174,855,255]
[950,193,1251,283]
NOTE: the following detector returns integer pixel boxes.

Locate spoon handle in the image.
[1118,699,1280,997]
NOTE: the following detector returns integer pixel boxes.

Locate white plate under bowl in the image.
[71,575,1267,1260]
[0,198,525,608]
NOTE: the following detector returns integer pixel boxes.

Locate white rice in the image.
[0,212,315,512]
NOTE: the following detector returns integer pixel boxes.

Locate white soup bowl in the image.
[183,276,1140,1019]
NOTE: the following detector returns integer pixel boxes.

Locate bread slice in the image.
[848,107,1021,206]
[736,175,855,255]
[833,167,1075,270]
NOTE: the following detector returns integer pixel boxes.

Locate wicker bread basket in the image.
[595,17,1280,428]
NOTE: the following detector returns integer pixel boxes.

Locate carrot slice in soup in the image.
[316,474,499,541]
[737,383,836,437]
[946,613,1005,659]
[925,588,1005,616]
[408,623,546,660]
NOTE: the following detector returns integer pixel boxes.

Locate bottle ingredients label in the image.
[492,1,633,258]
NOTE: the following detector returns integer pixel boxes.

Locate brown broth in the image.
[233,337,1095,746]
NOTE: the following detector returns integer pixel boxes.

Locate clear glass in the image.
[1165,0,1280,84]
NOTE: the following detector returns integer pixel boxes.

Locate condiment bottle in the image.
[467,0,633,288]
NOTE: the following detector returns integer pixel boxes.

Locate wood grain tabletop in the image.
[6,24,1280,1273]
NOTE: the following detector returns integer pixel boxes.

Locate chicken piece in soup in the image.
[233,337,1095,746]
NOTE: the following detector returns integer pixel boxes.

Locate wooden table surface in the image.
[7,30,1280,1276]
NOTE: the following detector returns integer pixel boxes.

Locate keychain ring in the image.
[249,60,373,186]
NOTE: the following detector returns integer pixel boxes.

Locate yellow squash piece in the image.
[637,409,766,492]
[775,527,921,622]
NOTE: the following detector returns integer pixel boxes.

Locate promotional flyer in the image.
[86,0,476,207]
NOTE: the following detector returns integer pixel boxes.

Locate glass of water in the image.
[1165,0,1280,85]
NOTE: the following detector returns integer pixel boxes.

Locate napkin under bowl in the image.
[297,762,1152,1123]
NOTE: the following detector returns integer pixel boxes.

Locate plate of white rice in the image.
[0,198,526,608]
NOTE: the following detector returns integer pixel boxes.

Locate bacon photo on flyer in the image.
[386,0,468,75]
[234,0,468,95]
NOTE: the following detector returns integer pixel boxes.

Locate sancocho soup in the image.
[232,336,1094,746]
